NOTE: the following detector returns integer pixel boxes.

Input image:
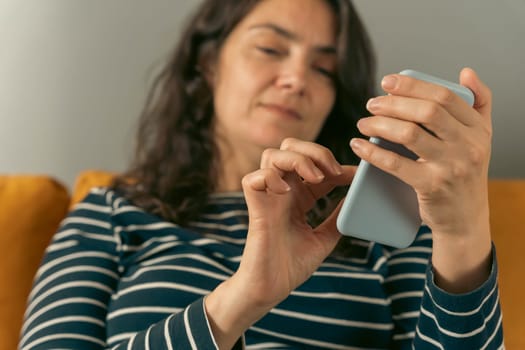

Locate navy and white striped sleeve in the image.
[384,226,504,349]
[414,246,504,349]
[111,298,221,350]
[19,189,239,350]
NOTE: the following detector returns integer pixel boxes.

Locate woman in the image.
[20,0,503,349]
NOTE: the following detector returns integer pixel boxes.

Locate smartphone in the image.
[336,69,475,248]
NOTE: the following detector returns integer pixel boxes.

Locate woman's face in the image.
[210,0,338,155]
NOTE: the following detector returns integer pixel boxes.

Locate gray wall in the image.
[1,1,524,189]
[353,0,525,178]
[0,1,196,188]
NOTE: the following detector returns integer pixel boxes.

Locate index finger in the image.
[304,165,357,201]
[280,138,344,176]
[380,72,476,127]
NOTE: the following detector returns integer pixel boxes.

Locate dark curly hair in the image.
[112,0,376,226]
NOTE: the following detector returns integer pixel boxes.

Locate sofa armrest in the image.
[488,180,525,349]
[0,175,70,350]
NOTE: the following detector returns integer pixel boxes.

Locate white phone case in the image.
[336,69,475,248]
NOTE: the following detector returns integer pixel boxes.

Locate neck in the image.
[215,138,263,192]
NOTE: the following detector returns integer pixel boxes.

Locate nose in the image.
[275,60,307,96]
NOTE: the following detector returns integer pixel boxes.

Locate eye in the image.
[314,66,336,79]
[256,46,282,56]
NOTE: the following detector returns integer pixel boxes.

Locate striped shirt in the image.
[19,188,504,349]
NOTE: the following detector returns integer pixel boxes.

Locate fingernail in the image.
[332,162,344,175]
[356,117,368,130]
[366,98,379,111]
[313,167,325,180]
[381,75,398,90]
[350,138,362,152]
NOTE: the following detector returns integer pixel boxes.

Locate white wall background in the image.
[1,1,524,189]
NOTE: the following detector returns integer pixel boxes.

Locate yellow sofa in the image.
[0,171,523,350]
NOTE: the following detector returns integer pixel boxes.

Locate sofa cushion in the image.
[0,175,70,350]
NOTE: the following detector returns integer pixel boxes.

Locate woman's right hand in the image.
[205,138,356,349]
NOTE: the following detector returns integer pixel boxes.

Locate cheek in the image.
[213,71,246,121]
[315,84,336,119]
[214,60,267,114]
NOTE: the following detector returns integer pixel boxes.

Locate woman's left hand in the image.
[351,67,493,292]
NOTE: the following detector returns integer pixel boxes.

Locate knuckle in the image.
[293,154,310,170]
[241,173,254,187]
[377,151,402,172]
[467,145,487,167]
[280,137,297,150]
[434,87,455,106]
[451,162,469,180]
[400,124,420,145]
[317,145,333,159]
[426,168,452,195]
[423,103,441,121]
[290,157,301,171]
[260,148,276,164]
[385,153,402,172]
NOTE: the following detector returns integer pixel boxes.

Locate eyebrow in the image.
[248,23,337,55]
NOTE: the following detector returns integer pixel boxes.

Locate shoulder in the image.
[59,187,122,235]
[72,186,128,210]
[61,187,140,236]
[70,186,152,221]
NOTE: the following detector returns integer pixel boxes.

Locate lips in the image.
[260,103,302,120]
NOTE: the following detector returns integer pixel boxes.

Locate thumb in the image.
[313,199,345,253]
[460,67,492,119]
